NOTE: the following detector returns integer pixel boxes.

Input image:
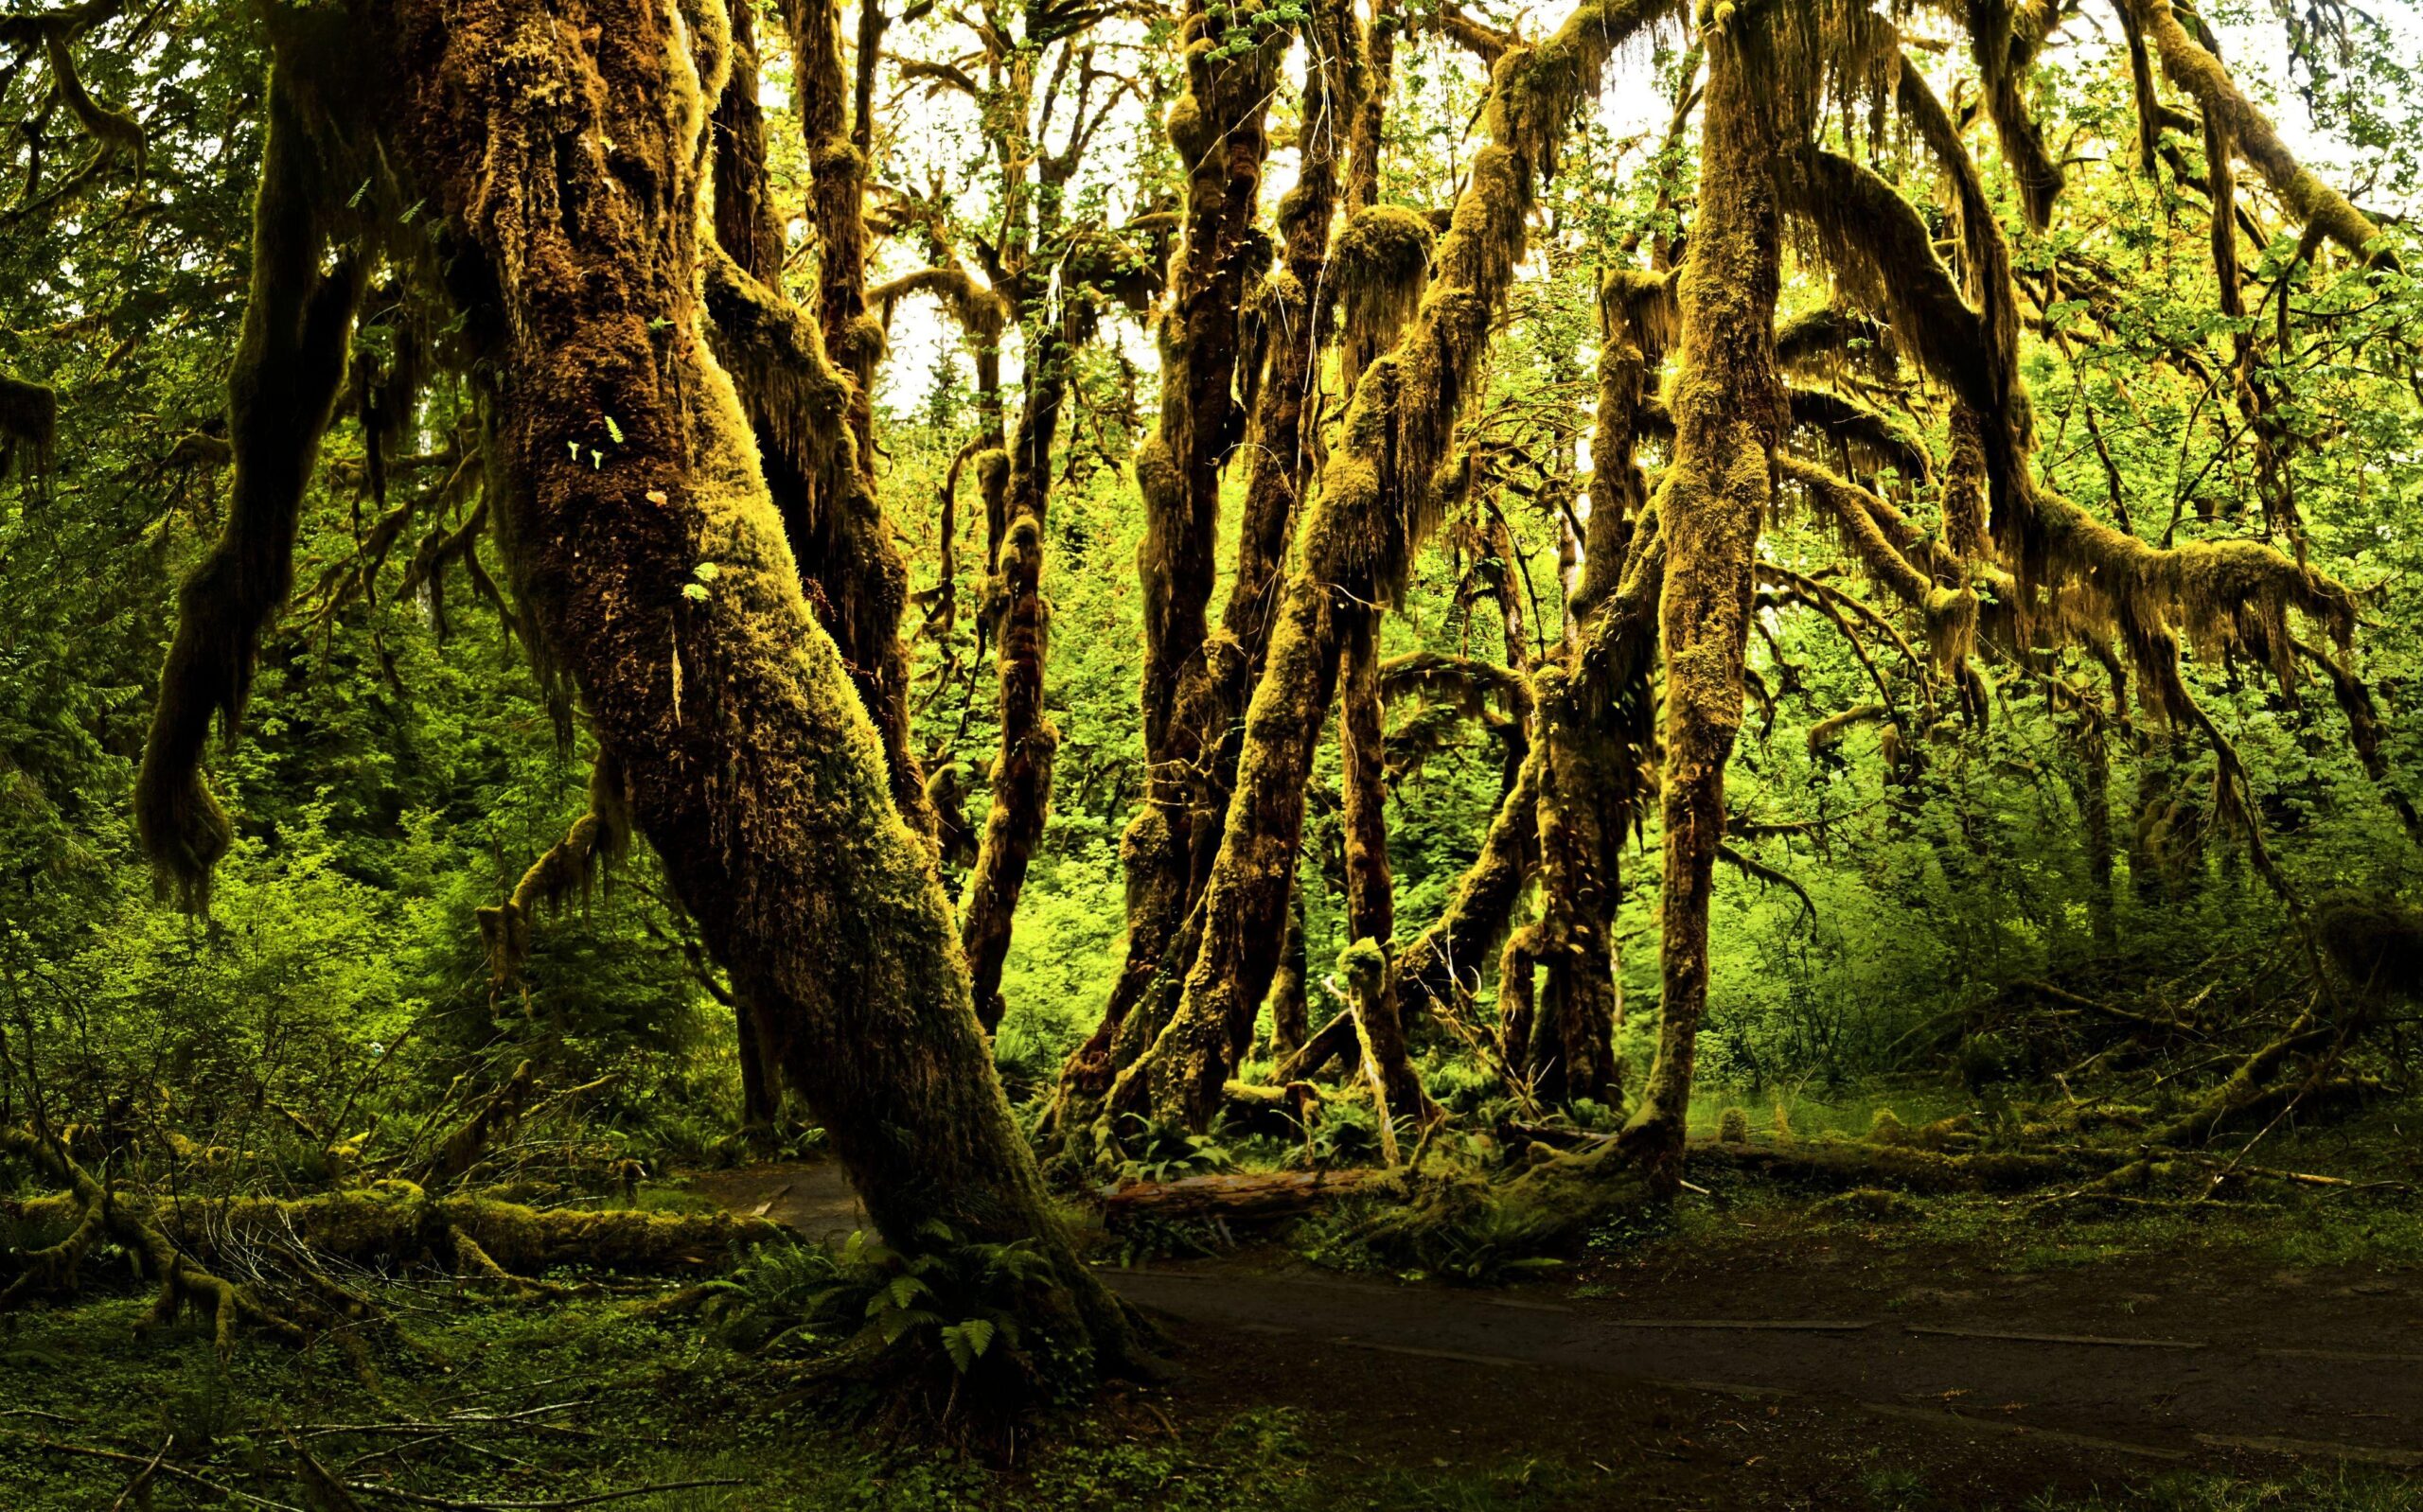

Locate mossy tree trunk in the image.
[960,297,1094,1030]
[1109,2,1281,1053]
[1340,606,1426,1115]
[708,0,932,842]
[354,0,1142,1373]
[135,76,363,903]
[1498,268,1667,1109]
[1043,0,1362,1147]
[1512,665,1623,1107]
[1119,0,1667,1131]
[1619,20,1784,1184]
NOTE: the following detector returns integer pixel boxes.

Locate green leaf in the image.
[681,582,710,604]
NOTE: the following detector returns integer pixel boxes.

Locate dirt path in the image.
[685,1160,2423,1489]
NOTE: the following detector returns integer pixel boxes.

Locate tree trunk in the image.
[710,0,932,841]
[1343,0,1394,215]
[1519,664,1622,1107]
[1121,0,1666,1130]
[363,0,1142,1372]
[1619,23,1783,1185]
[1040,0,1361,1151]
[1109,3,1280,1053]
[959,308,1088,1031]
[1340,607,1425,1115]
[1266,880,1309,1054]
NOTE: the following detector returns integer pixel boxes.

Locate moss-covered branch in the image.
[135,74,363,906]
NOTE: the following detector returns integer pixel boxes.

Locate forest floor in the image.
[679,1122,2423,1511]
[6,1120,2421,1510]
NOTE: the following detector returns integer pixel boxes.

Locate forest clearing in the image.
[3,0,2422,1503]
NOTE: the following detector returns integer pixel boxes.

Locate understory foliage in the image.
[1,0,2422,1430]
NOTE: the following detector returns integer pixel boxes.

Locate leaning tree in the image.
[128,0,1151,1378]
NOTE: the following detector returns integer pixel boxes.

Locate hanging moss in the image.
[475,756,632,985]
[135,74,363,907]
[1772,304,1892,379]
[41,29,146,181]
[2115,0,2396,268]
[1965,0,2064,226]
[1334,203,1434,388]
[1787,386,1933,485]
[0,374,56,478]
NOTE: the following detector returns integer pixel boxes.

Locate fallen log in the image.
[1099,1169,1372,1223]
[1688,1138,2119,1193]
[4,1141,788,1352]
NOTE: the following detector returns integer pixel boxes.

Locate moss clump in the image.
[1333,203,1434,386]
[1867,1108,1909,1146]
[1811,1187,1923,1222]
[1717,1106,1751,1143]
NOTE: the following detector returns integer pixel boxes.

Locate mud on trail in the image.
[688,1159,2423,1506]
